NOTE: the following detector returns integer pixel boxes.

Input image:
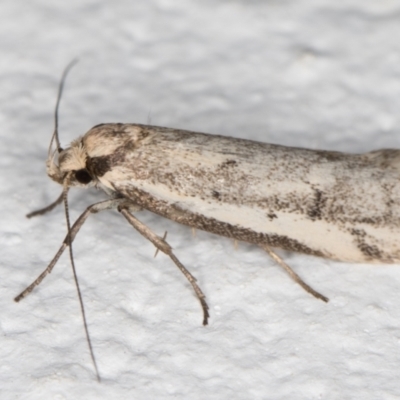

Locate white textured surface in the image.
[2,1,400,399]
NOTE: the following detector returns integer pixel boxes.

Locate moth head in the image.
[44,60,97,189]
[47,137,95,188]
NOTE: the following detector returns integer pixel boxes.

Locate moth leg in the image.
[119,208,210,326]
[154,231,168,258]
[26,191,64,218]
[15,198,128,302]
[260,244,329,303]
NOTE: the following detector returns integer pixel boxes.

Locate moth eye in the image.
[75,169,92,184]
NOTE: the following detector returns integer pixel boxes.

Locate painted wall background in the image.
[1,1,400,398]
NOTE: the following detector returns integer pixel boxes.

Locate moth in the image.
[16,62,400,380]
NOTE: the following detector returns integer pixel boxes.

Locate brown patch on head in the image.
[86,144,130,178]
[87,155,112,177]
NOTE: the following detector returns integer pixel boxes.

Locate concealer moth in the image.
[16,62,400,381]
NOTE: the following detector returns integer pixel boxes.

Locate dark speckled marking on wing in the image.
[115,184,327,258]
